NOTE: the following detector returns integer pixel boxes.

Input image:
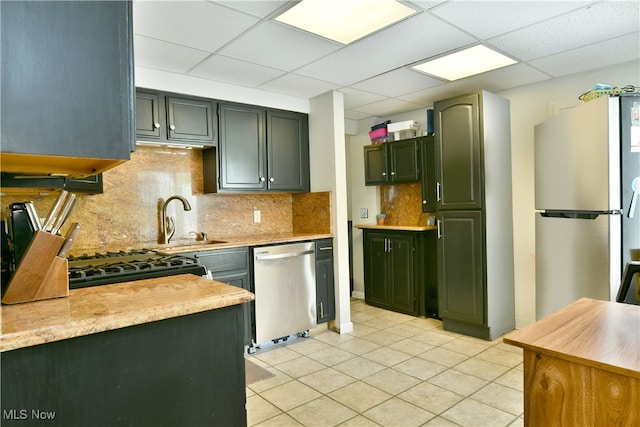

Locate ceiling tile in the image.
[134,35,211,74]
[352,68,443,97]
[529,33,640,78]
[219,21,341,71]
[188,55,285,87]
[344,110,373,121]
[295,12,476,86]
[352,98,424,117]
[489,1,640,61]
[133,1,259,52]
[258,73,339,98]
[339,88,387,109]
[409,0,448,12]
[214,0,289,18]
[431,1,591,39]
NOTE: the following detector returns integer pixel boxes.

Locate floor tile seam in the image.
[322,385,397,415]
[476,375,525,396]
[456,395,524,420]
[258,379,324,414]
[393,387,463,418]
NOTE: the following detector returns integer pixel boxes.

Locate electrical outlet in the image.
[360,208,368,218]
[253,209,261,223]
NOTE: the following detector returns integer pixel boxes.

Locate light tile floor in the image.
[246,300,524,427]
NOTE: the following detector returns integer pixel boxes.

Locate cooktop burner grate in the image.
[68,250,206,289]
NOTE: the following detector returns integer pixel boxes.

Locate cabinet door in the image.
[420,136,437,212]
[388,233,416,314]
[218,103,266,191]
[364,232,390,306]
[266,110,310,192]
[389,139,419,183]
[167,97,216,144]
[437,211,485,325]
[364,145,388,186]
[136,91,162,139]
[435,94,483,210]
[315,239,335,323]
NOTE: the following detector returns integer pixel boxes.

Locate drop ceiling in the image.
[133,0,640,121]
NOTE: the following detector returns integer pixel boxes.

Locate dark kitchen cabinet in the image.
[213,102,309,193]
[434,91,514,340]
[363,139,419,186]
[364,230,418,315]
[135,90,216,146]
[135,91,162,139]
[1,306,248,426]
[420,136,437,212]
[435,94,482,210]
[315,238,335,323]
[183,247,253,346]
[436,211,485,326]
[0,0,135,177]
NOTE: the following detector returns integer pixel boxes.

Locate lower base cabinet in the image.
[363,229,437,317]
[183,247,253,346]
[1,307,247,426]
[315,238,335,323]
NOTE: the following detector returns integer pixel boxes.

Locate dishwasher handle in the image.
[255,249,314,261]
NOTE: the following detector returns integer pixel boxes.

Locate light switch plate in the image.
[253,209,261,223]
[360,208,368,218]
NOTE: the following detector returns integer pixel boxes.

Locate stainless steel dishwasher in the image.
[253,242,316,346]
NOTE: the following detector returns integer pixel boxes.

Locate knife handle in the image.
[58,222,80,258]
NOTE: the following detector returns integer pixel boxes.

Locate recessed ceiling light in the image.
[274,0,418,45]
[412,45,517,81]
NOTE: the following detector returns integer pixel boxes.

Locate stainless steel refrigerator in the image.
[534,94,640,319]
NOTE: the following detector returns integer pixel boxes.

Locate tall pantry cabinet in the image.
[434,91,515,340]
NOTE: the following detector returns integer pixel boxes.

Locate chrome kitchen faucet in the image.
[160,195,192,244]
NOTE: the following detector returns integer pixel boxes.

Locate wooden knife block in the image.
[2,231,69,305]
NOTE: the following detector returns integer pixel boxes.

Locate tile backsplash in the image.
[1,146,331,254]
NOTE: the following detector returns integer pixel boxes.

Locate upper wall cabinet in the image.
[363,138,420,186]
[210,102,309,193]
[0,1,135,177]
[135,90,216,147]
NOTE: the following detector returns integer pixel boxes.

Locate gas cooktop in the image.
[67,249,207,289]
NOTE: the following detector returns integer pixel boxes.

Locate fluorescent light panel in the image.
[412,45,517,81]
[275,0,417,45]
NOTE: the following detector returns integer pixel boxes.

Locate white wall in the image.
[309,91,353,334]
[346,60,640,328]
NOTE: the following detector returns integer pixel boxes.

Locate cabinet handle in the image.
[269,177,275,183]
[436,219,442,239]
[319,246,333,251]
[388,238,392,252]
[390,171,395,176]
[436,182,441,201]
[169,124,176,131]
[259,177,266,182]
[422,200,427,205]
[154,122,160,129]
[382,172,387,177]
[320,302,324,318]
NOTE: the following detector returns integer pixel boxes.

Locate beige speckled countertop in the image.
[354,224,436,232]
[1,274,254,352]
[143,232,334,254]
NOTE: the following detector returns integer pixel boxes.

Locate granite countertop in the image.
[143,232,334,254]
[354,224,436,232]
[1,274,254,352]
